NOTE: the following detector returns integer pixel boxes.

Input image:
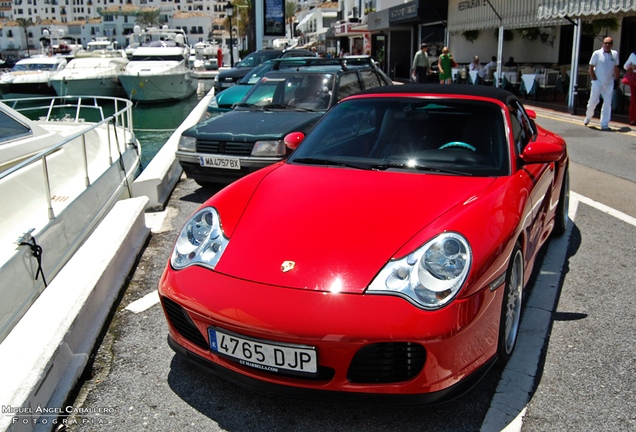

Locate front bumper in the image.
[176,151,284,184]
[159,265,502,402]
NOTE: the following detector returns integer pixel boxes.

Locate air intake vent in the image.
[161,297,209,350]
[347,342,426,383]
[196,140,254,156]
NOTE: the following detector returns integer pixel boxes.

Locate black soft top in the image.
[356,83,518,106]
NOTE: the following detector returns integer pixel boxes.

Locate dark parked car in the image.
[178,60,393,186]
[213,48,315,94]
[207,56,384,117]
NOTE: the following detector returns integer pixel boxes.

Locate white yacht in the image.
[49,44,129,97]
[0,95,141,343]
[119,26,197,102]
[0,55,67,97]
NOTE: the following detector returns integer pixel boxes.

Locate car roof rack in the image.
[268,56,375,72]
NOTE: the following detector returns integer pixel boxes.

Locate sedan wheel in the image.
[497,244,524,364]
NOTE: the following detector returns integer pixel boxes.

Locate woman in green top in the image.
[438,47,454,84]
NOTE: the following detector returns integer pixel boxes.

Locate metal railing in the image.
[0,96,137,221]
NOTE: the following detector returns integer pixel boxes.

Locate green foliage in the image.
[582,18,619,38]
[493,29,514,41]
[462,30,480,43]
[135,10,162,28]
[516,27,541,41]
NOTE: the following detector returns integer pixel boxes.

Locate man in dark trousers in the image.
[411,43,430,83]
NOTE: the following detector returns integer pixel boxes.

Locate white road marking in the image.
[125,290,160,313]
[481,192,633,432]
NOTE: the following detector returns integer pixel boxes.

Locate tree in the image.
[286,1,297,40]
[136,9,162,29]
[16,18,34,57]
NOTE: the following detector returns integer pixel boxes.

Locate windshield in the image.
[238,73,335,111]
[11,63,59,72]
[235,51,281,68]
[237,62,274,84]
[289,97,510,177]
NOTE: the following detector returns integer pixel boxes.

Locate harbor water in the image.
[132,92,205,170]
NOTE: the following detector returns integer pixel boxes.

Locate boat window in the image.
[130,55,185,62]
[11,63,59,72]
[0,110,32,144]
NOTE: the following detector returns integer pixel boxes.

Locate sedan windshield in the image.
[238,73,335,111]
[289,97,510,177]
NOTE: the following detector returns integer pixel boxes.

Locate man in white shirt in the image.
[480,56,497,78]
[585,37,620,130]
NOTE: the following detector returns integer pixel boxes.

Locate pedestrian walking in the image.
[411,43,430,83]
[623,50,636,125]
[585,37,620,130]
[438,47,455,84]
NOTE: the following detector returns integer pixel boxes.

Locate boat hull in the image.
[50,76,126,97]
[0,81,57,97]
[119,71,197,102]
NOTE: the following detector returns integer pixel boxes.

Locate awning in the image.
[296,14,312,29]
[448,0,567,32]
[537,0,636,19]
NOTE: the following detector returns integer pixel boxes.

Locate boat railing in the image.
[0,96,137,221]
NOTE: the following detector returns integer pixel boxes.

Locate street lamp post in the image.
[226,3,234,67]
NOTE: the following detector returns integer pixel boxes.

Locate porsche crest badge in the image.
[281,261,295,273]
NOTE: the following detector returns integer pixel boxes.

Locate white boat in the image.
[49,48,129,97]
[119,26,197,102]
[190,41,223,71]
[0,56,67,97]
[0,96,141,343]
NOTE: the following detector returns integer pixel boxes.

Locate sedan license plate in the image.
[200,156,241,170]
[209,328,318,377]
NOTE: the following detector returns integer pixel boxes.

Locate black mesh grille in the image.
[196,140,254,156]
[347,342,426,383]
[162,297,209,350]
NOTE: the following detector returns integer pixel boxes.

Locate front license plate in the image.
[200,156,241,170]
[221,82,235,88]
[209,328,318,377]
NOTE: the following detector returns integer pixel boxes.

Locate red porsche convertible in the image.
[159,84,569,405]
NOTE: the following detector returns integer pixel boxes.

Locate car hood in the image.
[214,164,496,293]
[186,110,324,142]
[213,84,251,108]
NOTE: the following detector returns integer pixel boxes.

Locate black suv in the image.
[178,58,393,186]
[213,48,315,94]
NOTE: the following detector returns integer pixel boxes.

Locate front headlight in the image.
[251,140,286,157]
[171,207,229,270]
[208,97,218,109]
[178,135,197,152]
[367,232,472,310]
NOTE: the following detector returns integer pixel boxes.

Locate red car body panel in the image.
[216,165,497,293]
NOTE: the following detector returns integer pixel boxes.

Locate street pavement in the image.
[57,106,636,432]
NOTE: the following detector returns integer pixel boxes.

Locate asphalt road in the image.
[61,108,636,432]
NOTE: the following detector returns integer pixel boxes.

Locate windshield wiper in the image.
[262,103,289,110]
[372,162,473,176]
[236,103,264,111]
[292,157,372,170]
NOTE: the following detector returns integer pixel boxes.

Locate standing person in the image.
[585,37,620,130]
[438,47,453,84]
[411,43,430,83]
[624,50,636,125]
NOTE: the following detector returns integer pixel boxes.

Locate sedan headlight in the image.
[178,135,197,152]
[251,140,286,157]
[208,97,218,109]
[367,232,472,310]
[171,207,229,270]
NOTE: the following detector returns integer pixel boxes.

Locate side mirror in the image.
[521,141,564,164]
[525,109,537,119]
[284,132,305,150]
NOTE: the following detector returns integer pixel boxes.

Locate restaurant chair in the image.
[483,68,495,86]
[537,70,559,101]
[576,73,591,106]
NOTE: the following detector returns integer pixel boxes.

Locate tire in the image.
[552,165,569,237]
[496,243,524,365]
